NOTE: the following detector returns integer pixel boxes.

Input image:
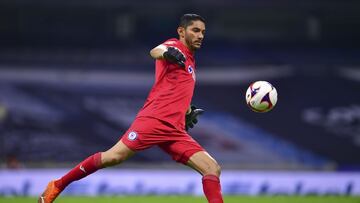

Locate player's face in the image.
[184,20,206,51]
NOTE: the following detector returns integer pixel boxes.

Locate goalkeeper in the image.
[39,14,223,203]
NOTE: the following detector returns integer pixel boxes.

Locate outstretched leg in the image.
[38,140,134,203]
[187,151,223,203]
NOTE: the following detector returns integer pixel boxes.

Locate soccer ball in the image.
[246,81,278,113]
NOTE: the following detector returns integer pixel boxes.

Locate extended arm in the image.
[150,44,186,67]
[150,44,167,59]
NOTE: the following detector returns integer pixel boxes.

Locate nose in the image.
[198,33,204,40]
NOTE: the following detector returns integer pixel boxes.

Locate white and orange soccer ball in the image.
[246,81,278,113]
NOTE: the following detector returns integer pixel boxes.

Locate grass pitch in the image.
[0,196,359,203]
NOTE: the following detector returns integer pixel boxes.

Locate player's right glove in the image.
[185,105,205,131]
[163,47,186,67]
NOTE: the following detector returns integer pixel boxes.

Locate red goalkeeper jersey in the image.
[136,38,196,130]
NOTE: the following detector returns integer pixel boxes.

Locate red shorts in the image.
[120,117,204,164]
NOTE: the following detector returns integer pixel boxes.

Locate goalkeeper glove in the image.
[163,47,186,67]
[185,105,204,131]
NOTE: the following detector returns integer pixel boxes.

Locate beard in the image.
[185,35,200,51]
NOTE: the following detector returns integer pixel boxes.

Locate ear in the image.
[177,27,185,39]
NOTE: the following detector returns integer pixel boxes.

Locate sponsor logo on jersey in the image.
[188,65,196,81]
[127,131,138,141]
[187,65,193,74]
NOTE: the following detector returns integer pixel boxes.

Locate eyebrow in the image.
[192,27,205,31]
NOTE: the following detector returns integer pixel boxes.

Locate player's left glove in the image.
[185,105,205,131]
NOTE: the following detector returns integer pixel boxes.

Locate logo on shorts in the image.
[127,131,138,141]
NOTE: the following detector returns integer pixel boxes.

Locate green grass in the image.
[1,196,359,203]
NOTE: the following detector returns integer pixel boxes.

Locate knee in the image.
[213,163,222,177]
[101,150,128,167]
[204,162,222,177]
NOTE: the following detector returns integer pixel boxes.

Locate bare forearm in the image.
[186,105,192,115]
[150,45,167,59]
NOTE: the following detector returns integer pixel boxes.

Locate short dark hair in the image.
[179,14,205,28]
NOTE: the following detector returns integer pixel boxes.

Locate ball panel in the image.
[269,88,278,106]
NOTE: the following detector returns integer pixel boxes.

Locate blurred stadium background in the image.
[0,0,360,202]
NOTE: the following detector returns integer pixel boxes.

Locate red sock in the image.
[202,175,224,203]
[54,152,103,190]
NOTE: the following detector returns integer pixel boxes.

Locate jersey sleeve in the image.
[162,38,180,48]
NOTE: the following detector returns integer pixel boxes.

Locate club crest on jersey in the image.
[127,131,138,141]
